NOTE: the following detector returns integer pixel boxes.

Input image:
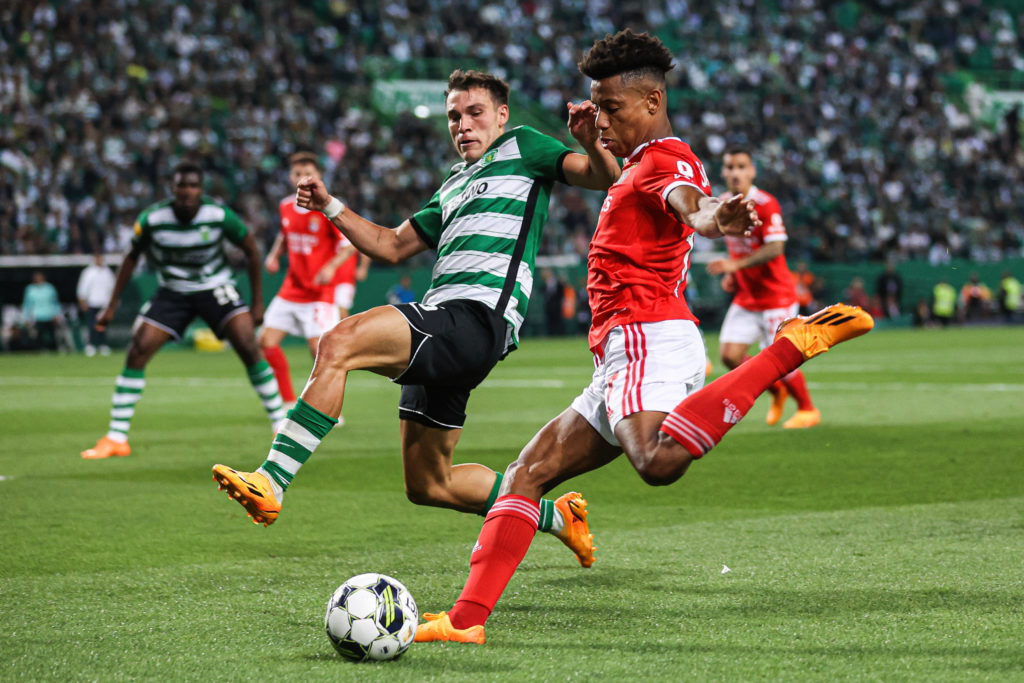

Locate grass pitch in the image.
[2,327,1023,681]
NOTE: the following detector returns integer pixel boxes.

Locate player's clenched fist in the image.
[295,175,330,212]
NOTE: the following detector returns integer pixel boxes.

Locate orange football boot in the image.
[81,437,131,459]
[765,385,788,426]
[413,612,485,644]
[212,465,281,526]
[783,408,822,429]
[775,303,874,360]
[553,491,596,568]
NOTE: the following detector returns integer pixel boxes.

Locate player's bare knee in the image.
[315,321,357,369]
[720,350,743,369]
[634,449,691,487]
[403,478,448,507]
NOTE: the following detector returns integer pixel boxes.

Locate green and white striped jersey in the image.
[409,126,571,347]
[132,198,248,293]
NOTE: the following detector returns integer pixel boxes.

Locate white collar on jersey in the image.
[626,136,683,163]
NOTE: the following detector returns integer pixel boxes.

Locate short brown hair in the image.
[288,151,320,170]
[578,29,675,85]
[445,69,510,107]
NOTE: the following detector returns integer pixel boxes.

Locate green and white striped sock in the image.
[247,360,286,424]
[257,399,337,497]
[105,367,145,443]
[481,472,564,534]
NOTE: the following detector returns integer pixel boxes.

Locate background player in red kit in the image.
[331,241,369,321]
[414,30,873,644]
[261,152,352,407]
[707,148,820,429]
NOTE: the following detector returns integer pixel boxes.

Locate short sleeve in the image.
[636,143,712,217]
[131,211,150,250]
[761,197,787,243]
[220,205,249,244]
[517,127,573,183]
[409,187,443,249]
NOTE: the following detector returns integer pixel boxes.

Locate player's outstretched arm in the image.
[295,175,429,265]
[95,244,142,331]
[707,241,785,275]
[240,234,265,325]
[561,100,620,190]
[667,187,761,239]
[264,233,284,274]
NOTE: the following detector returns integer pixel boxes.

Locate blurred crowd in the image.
[2,0,1022,264]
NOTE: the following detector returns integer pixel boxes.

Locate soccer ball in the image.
[324,573,418,662]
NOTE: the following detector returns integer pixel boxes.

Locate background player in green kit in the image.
[212,69,618,567]
[81,161,286,460]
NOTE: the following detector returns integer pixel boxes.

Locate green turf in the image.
[2,327,1023,681]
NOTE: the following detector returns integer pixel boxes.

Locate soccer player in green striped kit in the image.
[213,70,618,567]
[81,161,286,459]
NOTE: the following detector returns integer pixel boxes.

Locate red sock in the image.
[661,339,804,456]
[737,354,785,398]
[263,346,296,403]
[447,495,539,629]
[781,369,814,410]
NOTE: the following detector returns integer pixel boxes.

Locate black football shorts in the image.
[137,285,249,340]
[391,299,510,429]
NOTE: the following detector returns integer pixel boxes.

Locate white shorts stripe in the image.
[570,319,706,448]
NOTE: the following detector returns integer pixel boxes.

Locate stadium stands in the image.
[1,0,1022,264]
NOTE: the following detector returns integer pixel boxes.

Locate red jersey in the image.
[331,235,359,286]
[277,196,342,303]
[587,138,712,351]
[723,186,797,310]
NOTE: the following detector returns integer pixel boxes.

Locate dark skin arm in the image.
[95,244,142,331]
[239,233,265,325]
[666,186,761,238]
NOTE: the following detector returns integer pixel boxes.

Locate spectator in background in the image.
[22,270,61,350]
[3,1,1024,269]
[843,277,872,313]
[997,270,1021,323]
[875,262,903,319]
[931,277,957,326]
[791,261,822,315]
[386,274,416,306]
[76,252,115,355]
[959,273,993,322]
[541,268,565,336]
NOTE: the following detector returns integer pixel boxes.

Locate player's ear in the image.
[645,88,663,116]
[497,103,509,128]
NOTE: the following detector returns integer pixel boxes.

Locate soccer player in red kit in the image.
[414,30,873,643]
[261,152,353,406]
[331,244,369,320]
[707,148,820,429]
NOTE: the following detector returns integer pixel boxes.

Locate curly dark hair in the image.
[445,69,510,107]
[577,29,675,84]
[172,160,204,179]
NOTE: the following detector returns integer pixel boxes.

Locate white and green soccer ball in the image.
[324,573,418,662]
